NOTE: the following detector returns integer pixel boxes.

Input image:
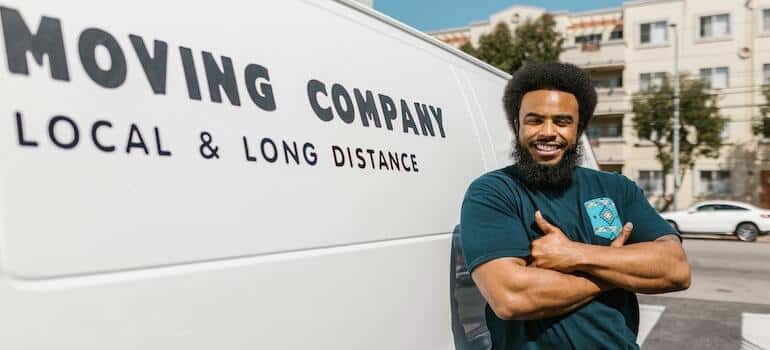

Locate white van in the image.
[0,1,597,348]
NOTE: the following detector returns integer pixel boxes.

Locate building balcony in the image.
[594,88,630,115]
[586,113,626,165]
[581,42,601,52]
[589,137,626,165]
[561,40,626,69]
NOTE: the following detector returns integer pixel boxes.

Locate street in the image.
[639,236,770,349]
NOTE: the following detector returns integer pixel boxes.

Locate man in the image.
[460,62,691,349]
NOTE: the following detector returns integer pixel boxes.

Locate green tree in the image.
[458,42,477,57]
[632,75,727,211]
[461,15,563,73]
[464,22,518,72]
[752,84,770,137]
[509,14,564,71]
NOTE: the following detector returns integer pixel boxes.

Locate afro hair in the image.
[503,62,597,135]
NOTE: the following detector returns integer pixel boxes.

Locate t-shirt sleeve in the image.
[619,176,680,244]
[460,175,530,273]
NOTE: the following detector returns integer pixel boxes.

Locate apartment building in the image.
[430,0,770,210]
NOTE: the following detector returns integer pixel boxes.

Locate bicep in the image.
[470,257,527,313]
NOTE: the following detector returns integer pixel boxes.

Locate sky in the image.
[374,0,626,32]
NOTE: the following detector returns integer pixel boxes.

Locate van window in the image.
[451,226,492,350]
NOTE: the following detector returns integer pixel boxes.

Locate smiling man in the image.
[460,62,691,349]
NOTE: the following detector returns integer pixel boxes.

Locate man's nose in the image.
[539,120,557,138]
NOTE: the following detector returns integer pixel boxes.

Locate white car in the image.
[661,200,770,242]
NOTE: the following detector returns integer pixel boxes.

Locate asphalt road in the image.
[639,236,770,350]
[666,235,770,305]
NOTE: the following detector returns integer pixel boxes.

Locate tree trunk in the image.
[657,166,690,212]
[658,195,674,212]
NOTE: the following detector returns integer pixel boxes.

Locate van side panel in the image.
[456,67,510,168]
[0,0,485,278]
[0,236,452,349]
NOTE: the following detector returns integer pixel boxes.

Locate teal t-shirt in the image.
[460,166,677,350]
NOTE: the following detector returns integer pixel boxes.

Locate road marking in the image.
[742,313,770,350]
[638,304,666,347]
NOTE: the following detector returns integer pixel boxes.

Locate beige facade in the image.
[430,0,770,210]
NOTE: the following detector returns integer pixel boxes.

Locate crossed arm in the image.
[473,257,612,320]
[471,211,691,321]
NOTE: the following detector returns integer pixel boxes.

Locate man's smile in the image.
[531,141,565,159]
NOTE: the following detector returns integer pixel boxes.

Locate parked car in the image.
[660,200,770,242]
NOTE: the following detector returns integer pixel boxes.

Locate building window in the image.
[576,34,602,51]
[610,25,623,40]
[764,64,770,84]
[699,14,730,38]
[763,9,770,32]
[608,75,623,88]
[721,123,730,140]
[575,34,602,45]
[699,170,731,195]
[638,170,663,194]
[700,67,729,89]
[592,75,623,89]
[640,20,668,45]
[640,72,666,91]
[586,115,623,139]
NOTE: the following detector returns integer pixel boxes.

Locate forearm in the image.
[573,239,691,294]
[504,267,609,320]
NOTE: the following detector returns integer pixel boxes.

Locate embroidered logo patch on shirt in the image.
[584,197,622,240]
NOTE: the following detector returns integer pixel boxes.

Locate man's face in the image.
[517,89,580,166]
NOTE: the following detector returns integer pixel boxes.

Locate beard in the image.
[511,140,582,191]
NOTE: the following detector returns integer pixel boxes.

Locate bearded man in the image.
[460,62,691,349]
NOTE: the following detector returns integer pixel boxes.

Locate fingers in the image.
[611,222,634,247]
[534,211,557,235]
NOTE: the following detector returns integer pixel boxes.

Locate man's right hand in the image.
[531,212,634,273]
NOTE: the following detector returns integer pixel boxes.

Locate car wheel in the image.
[666,220,680,234]
[735,223,758,242]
